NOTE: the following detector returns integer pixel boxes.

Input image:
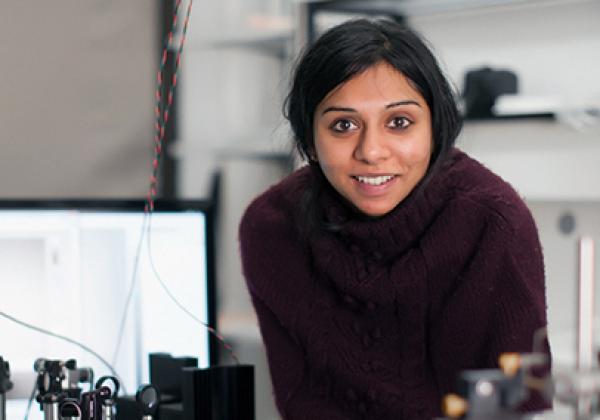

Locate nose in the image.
[353,126,391,164]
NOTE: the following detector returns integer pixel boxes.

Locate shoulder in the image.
[238,166,313,305]
[420,150,542,283]
[443,149,536,235]
[425,152,546,322]
[239,165,311,240]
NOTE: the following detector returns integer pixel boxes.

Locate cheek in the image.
[392,139,431,168]
[314,134,346,169]
[407,130,433,164]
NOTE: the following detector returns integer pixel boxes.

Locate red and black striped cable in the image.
[145,0,239,364]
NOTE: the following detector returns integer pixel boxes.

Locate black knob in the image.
[136,384,160,416]
[95,376,120,398]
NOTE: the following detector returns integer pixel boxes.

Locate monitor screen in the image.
[0,200,215,405]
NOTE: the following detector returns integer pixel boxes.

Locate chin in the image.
[355,196,410,217]
[357,205,393,218]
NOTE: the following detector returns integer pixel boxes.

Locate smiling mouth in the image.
[353,175,397,186]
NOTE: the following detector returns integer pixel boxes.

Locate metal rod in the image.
[43,402,60,420]
[576,236,595,419]
[102,401,115,420]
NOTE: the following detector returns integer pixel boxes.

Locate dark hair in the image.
[284,19,462,233]
[286,18,461,170]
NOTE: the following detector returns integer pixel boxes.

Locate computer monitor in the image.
[0,199,216,397]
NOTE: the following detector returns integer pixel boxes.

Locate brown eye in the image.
[331,119,358,133]
[387,116,412,130]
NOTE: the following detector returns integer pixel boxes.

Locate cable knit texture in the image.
[239,149,551,420]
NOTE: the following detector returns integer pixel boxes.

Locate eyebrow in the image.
[320,100,422,115]
[386,100,422,109]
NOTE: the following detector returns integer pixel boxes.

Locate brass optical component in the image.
[442,393,468,418]
[499,352,521,378]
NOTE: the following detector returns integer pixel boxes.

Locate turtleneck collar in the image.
[312,148,462,261]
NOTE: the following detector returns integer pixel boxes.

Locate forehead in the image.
[318,61,425,108]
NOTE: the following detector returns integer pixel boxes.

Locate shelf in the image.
[297,0,589,18]
[170,30,292,56]
[199,28,292,57]
[464,95,600,124]
[458,119,600,201]
[169,137,292,161]
[471,108,600,127]
[172,15,294,57]
[464,113,556,122]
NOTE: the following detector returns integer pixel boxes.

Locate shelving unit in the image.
[204,30,292,57]
[297,0,588,44]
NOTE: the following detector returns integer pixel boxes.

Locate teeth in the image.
[356,175,394,186]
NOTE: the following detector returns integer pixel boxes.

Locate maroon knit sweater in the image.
[239,149,551,419]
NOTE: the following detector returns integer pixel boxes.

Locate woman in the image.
[239,19,550,419]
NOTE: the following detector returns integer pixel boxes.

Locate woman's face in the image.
[313,61,433,217]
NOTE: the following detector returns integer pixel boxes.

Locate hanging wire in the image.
[0,311,122,389]
[111,0,187,367]
[110,213,150,367]
[111,0,240,367]
[148,0,188,212]
[23,375,37,420]
[146,217,240,364]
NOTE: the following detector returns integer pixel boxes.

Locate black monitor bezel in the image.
[0,198,218,367]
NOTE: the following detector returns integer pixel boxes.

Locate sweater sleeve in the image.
[239,196,348,420]
[429,205,551,412]
[248,291,306,416]
[249,292,349,419]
